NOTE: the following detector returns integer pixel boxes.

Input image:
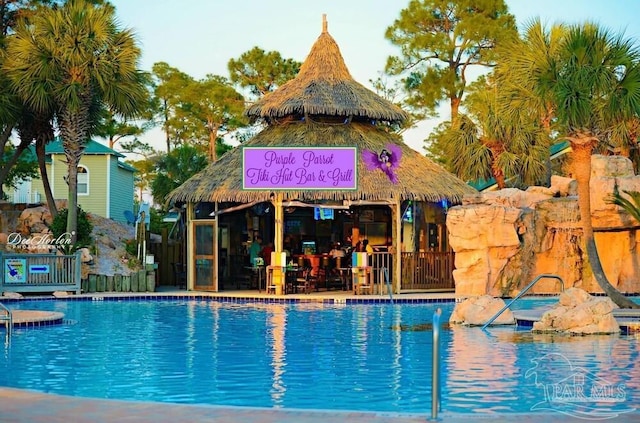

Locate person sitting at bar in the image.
[329,242,345,260]
[261,241,274,266]
[249,236,262,266]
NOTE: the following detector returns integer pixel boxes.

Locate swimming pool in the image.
[0,297,638,416]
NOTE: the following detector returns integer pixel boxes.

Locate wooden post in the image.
[130,271,138,292]
[96,274,106,292]
[106,275,114,292]
[138,270,147,291]
[114,274,122,292]
[147,271,156,292]
[88,274,97,293]
[122,275,131,292]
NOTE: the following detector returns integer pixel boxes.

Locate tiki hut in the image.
[168,16,476,293]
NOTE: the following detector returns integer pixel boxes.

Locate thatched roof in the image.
[167,16,476,206]
[245,17,407,124]
[167,121,476,204]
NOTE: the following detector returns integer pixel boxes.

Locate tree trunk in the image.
[571,139,639,309]
[208,122,218,162]
[65,157,79,245]
[0,137,31,189]
[36,137,58,218]
[450,96,461,126]
[164,99,171,154]
[0,125,13,153]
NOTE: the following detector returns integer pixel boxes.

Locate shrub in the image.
[49,207,93,254]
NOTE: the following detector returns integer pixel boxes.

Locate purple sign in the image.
[243,147,357,190]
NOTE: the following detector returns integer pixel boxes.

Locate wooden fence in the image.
[0,251,81,294]
[147,228,184,287]
[363,251,455,292]
[400,251,455,291]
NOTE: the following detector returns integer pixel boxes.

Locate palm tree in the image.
[608,188,640,224]
[548,24,640,308]
[441,76,549,189]
[494,19,567,185]
[4,0,146,243]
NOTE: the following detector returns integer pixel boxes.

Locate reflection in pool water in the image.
[0,299,637,415]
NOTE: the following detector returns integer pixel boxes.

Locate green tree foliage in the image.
[228,46,300,99]
[4,0,147,244]
[150,144,208,206]
[93,72,155,153]
[48,206,93,253]
[0,0,61,37]
[150,63,245,160]
[0,142,38,198]
[127,155,157,201]
[0,1,57,209]
[435,76,549,188]
[369,72,427,134]
[528,22,640,308]
[150,62,193,153]
[607,188,640,224]
[180,74,246,161]
[385,0,517,122]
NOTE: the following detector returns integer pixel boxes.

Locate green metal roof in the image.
[468,141,571,191]
[45,137,125,157]
[118,161,137,172]
[25,137,137,172]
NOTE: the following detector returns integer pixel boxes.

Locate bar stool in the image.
[265,265,277,294]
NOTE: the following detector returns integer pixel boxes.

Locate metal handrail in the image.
[381,267,393,303]
[431,308,442,420]
[0,302,13,339]
[481,274,564,330]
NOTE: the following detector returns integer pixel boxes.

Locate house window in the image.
[77,166,89,195]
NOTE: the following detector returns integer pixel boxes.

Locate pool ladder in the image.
[0,302,12,339]
[481,274,565,330]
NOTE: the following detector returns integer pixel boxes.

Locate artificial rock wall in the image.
[448,155,640,297]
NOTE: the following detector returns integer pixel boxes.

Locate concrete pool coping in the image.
[2,289,639,422]
[1,387,639,423]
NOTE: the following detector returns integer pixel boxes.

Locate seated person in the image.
[261,241,274,265]
[329,243,345,258]
[329,242,346,269]
[249,236,263,266]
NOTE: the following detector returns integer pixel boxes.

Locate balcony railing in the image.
[4,192,42,205]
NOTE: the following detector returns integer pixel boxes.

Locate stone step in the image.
[513,307,640,334]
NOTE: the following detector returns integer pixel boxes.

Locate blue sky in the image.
[108,0,640,153]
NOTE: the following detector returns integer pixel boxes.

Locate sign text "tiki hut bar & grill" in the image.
[242,147,357,190]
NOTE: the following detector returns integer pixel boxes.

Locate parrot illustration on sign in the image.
[362,143,402,183]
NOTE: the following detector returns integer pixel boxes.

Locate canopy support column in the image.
[393,199,402,294]
[273,193,284,253]
[213,202,219,291]
[186,202,195,291]
[272,193,285,295]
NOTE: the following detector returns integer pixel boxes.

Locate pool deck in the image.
[1,386,638,423]
[2,288,640,423]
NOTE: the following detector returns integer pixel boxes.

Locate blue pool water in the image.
[0,298,638,415]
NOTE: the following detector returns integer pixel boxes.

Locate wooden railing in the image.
[366,251,455,292]
[400,251,455,290]
[0,251,81,294]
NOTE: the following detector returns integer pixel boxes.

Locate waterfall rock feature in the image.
[448,155,640,297]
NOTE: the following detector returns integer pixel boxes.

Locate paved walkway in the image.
[1,387,639,423]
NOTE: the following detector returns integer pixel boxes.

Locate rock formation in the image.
[448,155,640,297]
[532,287,620,334]
[450,295,515,326]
